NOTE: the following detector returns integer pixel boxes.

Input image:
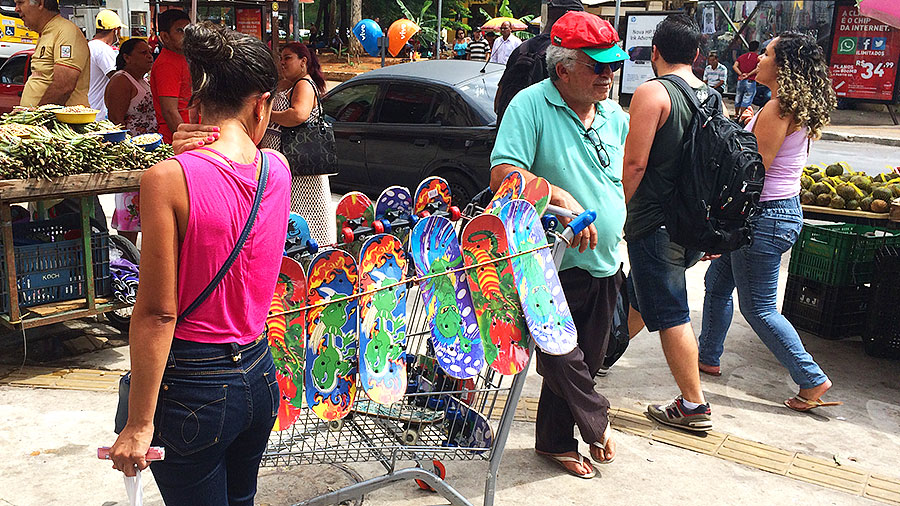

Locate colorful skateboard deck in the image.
[374,186,413,223]
[485,171,523,214]
[305,249,359,421]
[413,176,452,216]
[336,191,374,234]
[358,234,409,405]
[461,214,530,375]
[498,199,577,355]
[520,177,551,216]
[445,396,493,452]
[266,256,308,430]
[409,216,485,379]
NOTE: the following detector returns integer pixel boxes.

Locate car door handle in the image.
[348,135,362,143]
[465,139,475,148]
[413,139,429,147]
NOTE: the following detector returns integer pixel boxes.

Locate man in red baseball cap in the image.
[490,10,628,479]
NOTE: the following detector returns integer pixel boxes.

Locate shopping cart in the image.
[261,193,596,506]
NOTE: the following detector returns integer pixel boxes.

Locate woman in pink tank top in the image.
[109,23,290,505]
[699,33,843,413]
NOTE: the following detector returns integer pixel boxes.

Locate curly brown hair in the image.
[773,32,836,140]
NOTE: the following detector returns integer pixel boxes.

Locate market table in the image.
[801,205,899,228]
[0,170,143,329]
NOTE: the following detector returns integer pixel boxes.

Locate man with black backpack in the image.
[493,0,584,125]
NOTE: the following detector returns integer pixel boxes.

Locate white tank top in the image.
[112,70,158,136]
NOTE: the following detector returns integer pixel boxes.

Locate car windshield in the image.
[457,72,501,124]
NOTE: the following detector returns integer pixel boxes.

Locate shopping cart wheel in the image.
[328,420,344,432]
[402,428,420,445]
[415,460,446,492]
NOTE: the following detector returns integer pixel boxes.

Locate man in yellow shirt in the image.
[15,0,90,107]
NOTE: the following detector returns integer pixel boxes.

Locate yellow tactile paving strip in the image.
[2,368,899,505]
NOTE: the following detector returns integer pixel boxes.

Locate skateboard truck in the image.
[97,446,165,462]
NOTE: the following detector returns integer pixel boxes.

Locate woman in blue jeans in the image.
[698,33,840,412]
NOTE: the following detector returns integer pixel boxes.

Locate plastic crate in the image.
[782,274,870,340]
[788,223,900,286]
[0,215,111,314]
[863,246,900,359]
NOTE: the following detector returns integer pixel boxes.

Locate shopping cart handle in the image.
[566,210,596,237]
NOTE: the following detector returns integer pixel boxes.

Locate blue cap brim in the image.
[584,45,626,63]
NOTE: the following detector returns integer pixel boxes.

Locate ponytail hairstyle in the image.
[182,22,278,116]
[281,42,326,93]
[115,38,144,71]
[773,32,836,140]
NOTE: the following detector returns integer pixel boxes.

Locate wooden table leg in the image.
[81,197,95,310]
[0,204,20,323]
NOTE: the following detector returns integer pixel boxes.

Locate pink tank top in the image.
[747,114,810,202]
[173,148,291,345]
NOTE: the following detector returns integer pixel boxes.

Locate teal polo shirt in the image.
[490,78,628,279]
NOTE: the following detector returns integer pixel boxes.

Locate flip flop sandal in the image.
[590,422,616,465]
[535,450,596,479]
[784,395,843,412]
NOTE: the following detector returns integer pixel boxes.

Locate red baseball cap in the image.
[551,11,625,63]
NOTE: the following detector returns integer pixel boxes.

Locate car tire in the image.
[440,170,480,209]
[105,234,140,337]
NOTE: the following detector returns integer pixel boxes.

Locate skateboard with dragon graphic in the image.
[520,177,551,216]
[485,170,523,214]
[266,256,308,430]
[305,249,359,421]
[358,233,409,405]
[498,199,577,355]
[409,215,485,379]
[461,214,530,375]
[413,176,452,216]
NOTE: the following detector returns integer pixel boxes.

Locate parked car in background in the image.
[0,0,38,63]
[0,49,32,114]
[321,60,504,206]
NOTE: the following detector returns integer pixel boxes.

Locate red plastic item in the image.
[341,227,354,244]
[97,446,165,461]
[373,220,385,234]
[415,460,446,491]
[448,206,462,221]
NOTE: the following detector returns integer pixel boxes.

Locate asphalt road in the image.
[808,139,899,176]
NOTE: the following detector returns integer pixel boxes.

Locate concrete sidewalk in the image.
[1,246,899,505]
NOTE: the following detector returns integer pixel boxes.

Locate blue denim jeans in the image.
[627,226,703,332]
[698,197,828,390]
[149,337,278,506]
[735,79,757,108]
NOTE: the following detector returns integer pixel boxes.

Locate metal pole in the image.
[434,0,442,59]
[189,0,197,23]
[293,0,299,40]
[301,3,305,31]
[614,0,621,31]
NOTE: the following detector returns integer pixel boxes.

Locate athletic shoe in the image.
[646,396,712,433]
[595,366,610,378]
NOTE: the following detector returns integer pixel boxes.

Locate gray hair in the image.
[546,45,580,81]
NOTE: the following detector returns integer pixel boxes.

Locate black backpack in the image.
[657,75,765,254]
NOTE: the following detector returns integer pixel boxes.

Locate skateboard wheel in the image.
[448,206,462,221]
[341,227,354,244]
[409,214,420,225]
[541,215,559,231]
[306,239,319,254]
[373,220,385,234]
[418,210,431,218]
[415,460,446,492]
[402,429,420,445]
[380,219,392,233]
[328,420,344,432]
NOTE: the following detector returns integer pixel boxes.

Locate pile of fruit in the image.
[800,163,900,214]
[0,105,173,180]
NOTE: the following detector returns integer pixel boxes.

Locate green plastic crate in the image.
[788,223,900,286]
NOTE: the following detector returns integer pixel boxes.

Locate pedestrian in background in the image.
[733,40,760,119]
[491,11,626,479]
[699,33,841,413]
[467,29,489,61]
[16,0,90,107]
[622,14,712,433]
[150,9,193,143]
[489,21,521,65]
[452,28,470,60]
[88,9,125,119]
[108,22,290,505]
[702,51,726,94]
[265,42,335,245]
[105,37,157,247]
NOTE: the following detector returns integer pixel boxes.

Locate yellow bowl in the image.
[54,109,99,124]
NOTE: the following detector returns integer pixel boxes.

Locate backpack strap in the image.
[655,74,722,125]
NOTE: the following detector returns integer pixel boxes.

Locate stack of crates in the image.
[863,245,900,358]
[783,223,900,340]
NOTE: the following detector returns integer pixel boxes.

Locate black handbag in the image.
[114,152,270,434]
[281,78,338,177]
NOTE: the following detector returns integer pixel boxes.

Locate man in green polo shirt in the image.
[490,11,627,479]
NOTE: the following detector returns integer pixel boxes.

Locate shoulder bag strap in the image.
[177,151,270,323]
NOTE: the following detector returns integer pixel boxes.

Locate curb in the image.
[820,131,900,146]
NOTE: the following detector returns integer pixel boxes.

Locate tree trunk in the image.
[349,0,362,56]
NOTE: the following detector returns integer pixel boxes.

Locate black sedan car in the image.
[322,60,505,205]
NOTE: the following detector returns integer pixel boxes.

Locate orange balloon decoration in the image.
[387,19,420,57]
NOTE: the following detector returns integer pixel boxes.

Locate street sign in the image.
[829,4,899,102]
